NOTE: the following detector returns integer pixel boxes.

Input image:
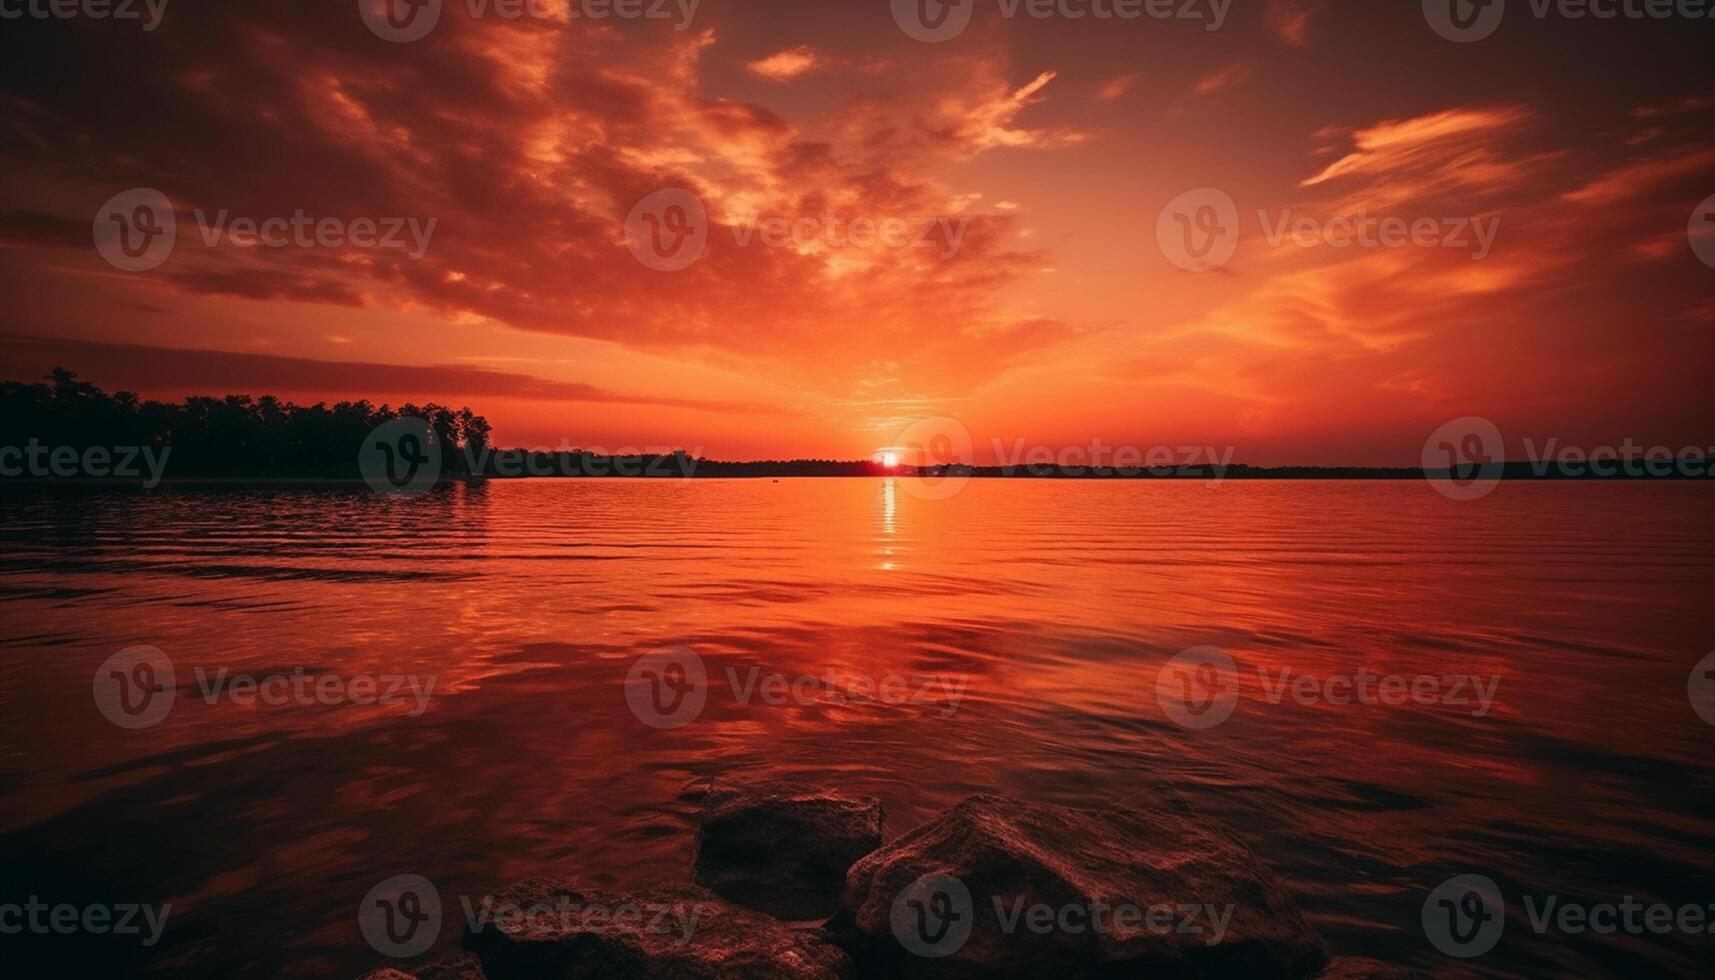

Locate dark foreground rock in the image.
[358,951,486,980]
[462,877,852,979]
[1318,957,1433,979]
[692,782,884,919]
[828,794,1329,979]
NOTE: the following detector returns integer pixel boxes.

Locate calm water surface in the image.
[1,480,1712,978]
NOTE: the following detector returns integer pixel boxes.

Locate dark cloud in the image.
[0,335,788,415]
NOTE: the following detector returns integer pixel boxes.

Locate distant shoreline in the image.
[7,372,1708,486]
[2,460,1711,486]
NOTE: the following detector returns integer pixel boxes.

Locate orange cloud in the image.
[1632,96,1713,119]
[0,3,1709,461]
[1095,73,1141,102]
[0,336,792,416]
[746,45,824,82]
[1191,65,1248,97]
[1296,107,1558,213]
[1302,107,1528,187]
[1562,147,1715,206]
[1266,0,1324,46]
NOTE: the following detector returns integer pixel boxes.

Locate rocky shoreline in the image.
[359,785,1427,979]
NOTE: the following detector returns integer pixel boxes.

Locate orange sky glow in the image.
[1,1,1711,464]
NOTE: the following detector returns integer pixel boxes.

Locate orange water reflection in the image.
[0,480,1711,977]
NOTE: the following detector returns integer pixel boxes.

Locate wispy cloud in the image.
[746,45,824,82]
[1095,72,1141,102]
[1266,0,1324,46]
[1302,107,1527,187]
[0,336,792,416]
[1562,146,1715,206]
[1192,64,1248,97]
[1631,96,1713,119]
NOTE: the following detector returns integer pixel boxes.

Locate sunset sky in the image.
[1,0,1710,463]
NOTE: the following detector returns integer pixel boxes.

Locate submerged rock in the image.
[462,877,852,979]
[692,782,885,919]
[828,793,1329,979]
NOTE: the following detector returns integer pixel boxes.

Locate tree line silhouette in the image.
[1,369,491,478]
[5,369,1702,483]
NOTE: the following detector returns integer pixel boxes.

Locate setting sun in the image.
[0,4,1710,979]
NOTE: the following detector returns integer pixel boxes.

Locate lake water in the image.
[1,479,1711,977]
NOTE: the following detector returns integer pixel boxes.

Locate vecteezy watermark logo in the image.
[1425,873,1715,957]
[359,0,441,42]
[188,209,437,259]
[1424,0,1505,42]
[884,416,975,501]
[888,873,1237,957]
[362,876,705,955]
[625,188,708,271]
[892,0,1230,41]
[359,417,442,496]
[726,667,968,716]
[891,0,976,42]
[360,874,442,958]
[992,439,1235,483]
[93,645,176,730]
[1259,210,1501,260]
[1157,648,1502,730]
[1157,188,1239,272]
[360,0,701,40]
[1257,668,1500,718]
[94,649,438,728]
[466,443,700,479]
[0,897,172,947]
[1430,428,1711,488]
[625,189,973,268]
[1154,646,1240,730]
[93,188,176,272]
[95,189,435,268]
[191,667,437,716]
[1428,0,1715,41]
[729,213,970,258]
[1422,416,1505,500]
[1690,193,1715,270]
[1518,437,1713,478]
[1519,893,1715,937]
[465,890,705,944]
[1159,192,1501,268]
[0,440,172,487]
[891,873,974,957]
[1423,874,1505,958]
[623,648,969,728]
[0,0,169,29]
[625,646,709,729]
[1690,652,1715,726]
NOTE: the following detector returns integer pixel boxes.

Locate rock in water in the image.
[462,877,852,979]
[692,782,885,919]
[828,794,1329,978]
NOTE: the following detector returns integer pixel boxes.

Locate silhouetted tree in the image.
[0,369,492,480]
